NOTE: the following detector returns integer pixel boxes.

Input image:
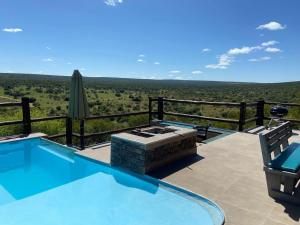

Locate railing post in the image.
[21,97,31,135]
[256,100,265,126]
[148,97,152,124]
[66,117,73,146]
[157,97,164,120]
[238,101,246,131]
[80,119,85,150]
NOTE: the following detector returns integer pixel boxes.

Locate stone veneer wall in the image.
[111,136,197,174]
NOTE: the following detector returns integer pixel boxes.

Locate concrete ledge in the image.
[0,133,47,143]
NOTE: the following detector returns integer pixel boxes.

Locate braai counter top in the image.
[111,126,197,174]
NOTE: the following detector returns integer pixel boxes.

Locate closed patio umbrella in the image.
[68,70,89,120]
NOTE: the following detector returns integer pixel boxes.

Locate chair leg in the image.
[283,176,297,194]
[265,170,281,196]
[264,169,300,205]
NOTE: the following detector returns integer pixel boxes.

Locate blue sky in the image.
[0,0,299,82]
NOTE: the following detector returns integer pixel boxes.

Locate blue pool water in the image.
[0,138,224,225]
[159,120,235,143]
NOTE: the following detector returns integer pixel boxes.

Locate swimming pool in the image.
[0,137,224,225]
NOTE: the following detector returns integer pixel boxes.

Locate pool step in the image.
[0,186,16,206]
[38,145,75,163]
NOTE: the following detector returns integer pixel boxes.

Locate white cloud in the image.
[228,47,251,55]
[175,76,183,80]
[139,54,145,57]
[227,46,261,55]
[205,39,282,69]
[67,62,72,65]
[218,54,233,66]
[42,58,54,62]
[46,46,51,50]
[191,70,202,74]
[154,62,160,65]
[80,67,86,71]
[257,21,286,31]
[169,70,181,74]
[202,48,211,52]
[104,0,123,6]
[137,59,144,62]
[265,47,281,53]
[205,64,226,69]
[249,56,271,62]
[261,40,278,47]
[2,28,23,33]
[206,54,233,69]
[260,56,271,61]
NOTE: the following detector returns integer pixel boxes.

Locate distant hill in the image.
[1,72,299,90]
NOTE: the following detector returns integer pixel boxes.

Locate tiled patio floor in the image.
[78,131,300,225]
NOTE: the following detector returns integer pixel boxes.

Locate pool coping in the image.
[0,133,47,144]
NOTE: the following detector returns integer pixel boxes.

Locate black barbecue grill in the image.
[270,105,288,118]
[267,105,289,129]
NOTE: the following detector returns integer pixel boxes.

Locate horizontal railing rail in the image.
[265,102,300,107]
[264,117,300,124]
[244,117,258,123]
[163,98,241,106]
[0,102,22,107]
[84,124,149,139]
[164,111,239,124]
[72,133,81,138]
[85,111,149,120]
[31,116,67,123]
[0,120,23,127]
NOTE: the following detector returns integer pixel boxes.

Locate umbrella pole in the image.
[66,117,73,146]
[80,119,85,150]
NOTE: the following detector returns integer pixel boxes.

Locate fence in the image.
[0,97,67,139]
[0,97,299,149]
[150,97,258,131]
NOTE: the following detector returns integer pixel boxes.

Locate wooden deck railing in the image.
[154,98,250,131]
[0,97,68,139]
[0,97,299,150]
[0,98,32,134]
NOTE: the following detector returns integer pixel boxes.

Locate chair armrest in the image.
[264,166,300,178]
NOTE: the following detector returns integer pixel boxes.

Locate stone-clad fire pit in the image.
[111,126,197,174]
